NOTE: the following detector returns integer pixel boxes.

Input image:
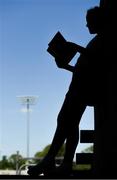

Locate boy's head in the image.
[86,6,103,34]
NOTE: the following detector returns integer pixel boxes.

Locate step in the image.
[80,130,94,143]
[76,153,94,164]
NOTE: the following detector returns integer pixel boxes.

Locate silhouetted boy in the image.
[28,6,105,176]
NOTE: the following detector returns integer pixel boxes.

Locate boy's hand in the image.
[67,41,85,53]
[55,58,67,69]
[67,41,79,51]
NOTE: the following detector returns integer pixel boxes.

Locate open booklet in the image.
[47,31,85,65]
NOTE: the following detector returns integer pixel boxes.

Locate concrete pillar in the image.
[94,1,117,177]
[94,68,117,177]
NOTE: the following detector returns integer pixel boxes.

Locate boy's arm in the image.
[64,64,74,72]
[67,41,86,54]
[55,58,74,72]
[54,42,86,72]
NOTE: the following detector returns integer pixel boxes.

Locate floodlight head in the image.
[17,96,38,105]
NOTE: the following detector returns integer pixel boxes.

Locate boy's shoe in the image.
[27,159,56,176]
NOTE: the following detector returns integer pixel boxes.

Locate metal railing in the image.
[17,157,64,175]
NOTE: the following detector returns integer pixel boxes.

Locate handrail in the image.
[17,156,64,175]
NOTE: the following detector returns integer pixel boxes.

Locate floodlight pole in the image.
[17,96,38,159]
[26,99,30,158]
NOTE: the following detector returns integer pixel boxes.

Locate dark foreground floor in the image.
[0,170,117,179]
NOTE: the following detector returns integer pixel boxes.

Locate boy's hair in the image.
[86,6,102,25]
[86,6,103,33]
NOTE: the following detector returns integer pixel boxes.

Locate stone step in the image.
[76,153,94,164]
[80,130,94,143]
